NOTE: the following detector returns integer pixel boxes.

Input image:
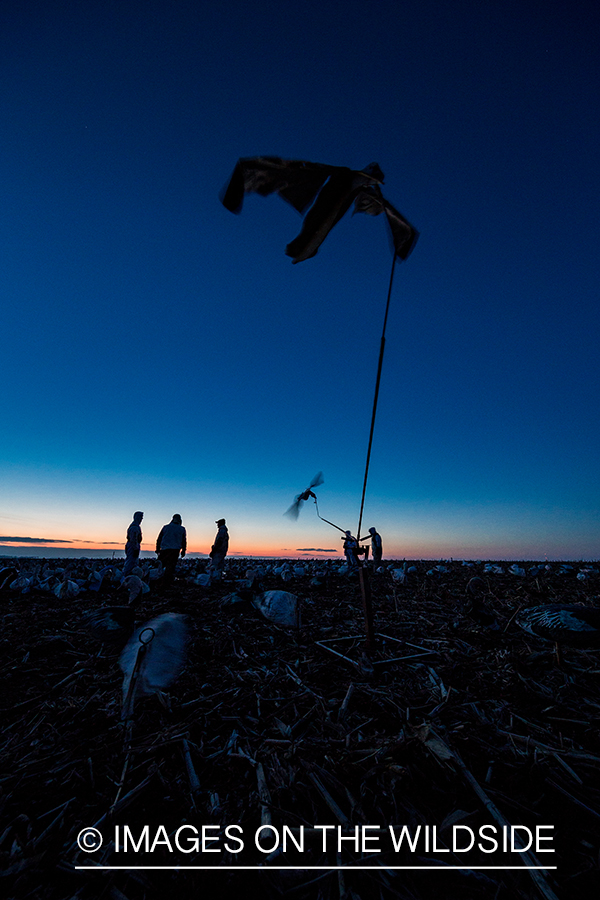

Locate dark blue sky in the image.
[2,0,599,559]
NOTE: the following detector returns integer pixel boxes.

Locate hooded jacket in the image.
[156,519,187,553]
[126,512,143,547]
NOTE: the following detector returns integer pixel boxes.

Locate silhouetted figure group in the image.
[342,527,383,570]
[123,513,229,584]
[123,510,378,578]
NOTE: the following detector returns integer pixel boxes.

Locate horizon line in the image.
[1,551,598,563]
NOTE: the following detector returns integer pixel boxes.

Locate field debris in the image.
[1,556,600,898]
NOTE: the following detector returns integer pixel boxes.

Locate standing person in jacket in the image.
[209,518,229,581]
[342,531,359,571]
[367,527,383,568]
[156,514,187,584]
[123,511,144,575]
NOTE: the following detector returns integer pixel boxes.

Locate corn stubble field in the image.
[2,557,600,900]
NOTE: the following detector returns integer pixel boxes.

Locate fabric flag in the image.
[221,156,418,263]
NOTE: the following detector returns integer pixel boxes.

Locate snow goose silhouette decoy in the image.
[517,604,600,665]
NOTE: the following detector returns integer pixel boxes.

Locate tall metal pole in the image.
[357,254,397,542]
[357,253,397,651]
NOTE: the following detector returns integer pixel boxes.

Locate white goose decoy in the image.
[120,613,188,718]
[577,567,597,581]
[9,573,35,594]
[54,572,80,600]
[194,571,212,587]
[120,575,146,604]
[252,591,299,629]
[37,574,60,594]
[391,567,406,584]
[517,604,600,647]
[274,563,293,582]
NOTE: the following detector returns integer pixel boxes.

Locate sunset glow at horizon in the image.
[2,502,598,562]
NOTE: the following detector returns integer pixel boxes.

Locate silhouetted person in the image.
[123,511,143,575]
[342,531,359,570]
[156,514,186,584]
[368,527,383,568]
[210,518,229,581]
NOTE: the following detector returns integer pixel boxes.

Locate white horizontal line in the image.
[75,865,558,871]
